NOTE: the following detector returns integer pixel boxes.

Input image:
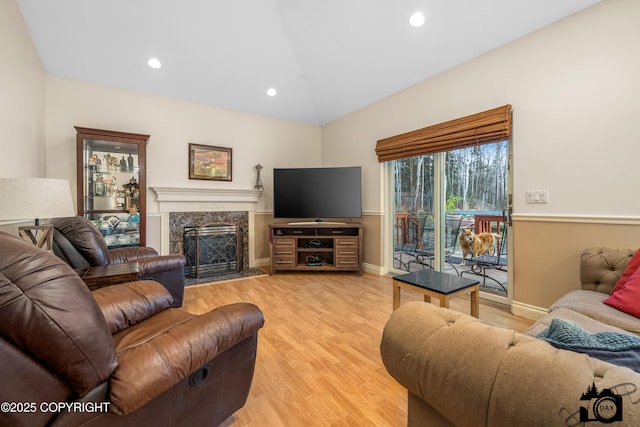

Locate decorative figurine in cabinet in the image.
[75,127,149,248]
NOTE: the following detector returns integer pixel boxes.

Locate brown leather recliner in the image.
[0,231,264,427]
[50,215,186,307]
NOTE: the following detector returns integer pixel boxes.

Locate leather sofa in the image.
[50,215,186,307]
[381,247,640,426]
[0,231,264,427]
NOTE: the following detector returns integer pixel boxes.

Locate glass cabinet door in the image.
[76,127,149,248]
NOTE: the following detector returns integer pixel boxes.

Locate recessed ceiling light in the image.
[266,88,277,97]
[409,11,425,28]
[147,58,162,69]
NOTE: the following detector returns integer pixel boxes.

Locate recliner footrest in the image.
[109,302,264,415]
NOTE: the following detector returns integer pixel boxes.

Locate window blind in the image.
[375,104,512,162]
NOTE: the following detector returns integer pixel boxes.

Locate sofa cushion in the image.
[549,289,640,335]
[537,318,640,350]
[580,247,636,294]
[604,266,640,319]
[612,248,640,293]
[92,280,174,334]
[536,318,640,372]
[524,307,636,337]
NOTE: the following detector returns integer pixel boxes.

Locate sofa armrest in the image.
[134,254,187,276]
[381,302,640,427]
[107,246,159,264]
[108,249,187,277]
[106,253,187,308]
[92,281,174,334]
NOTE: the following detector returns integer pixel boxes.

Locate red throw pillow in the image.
[612,249,640,293]
[605,265,640,318]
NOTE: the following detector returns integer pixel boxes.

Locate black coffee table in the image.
[392,269,480,317]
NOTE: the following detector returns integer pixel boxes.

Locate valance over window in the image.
[375,104,512,162]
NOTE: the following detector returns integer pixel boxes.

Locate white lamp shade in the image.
[0,178,75,221]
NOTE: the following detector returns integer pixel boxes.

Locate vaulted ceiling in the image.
[17,0,601,125]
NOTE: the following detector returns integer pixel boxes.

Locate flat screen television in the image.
[273,167,362,221]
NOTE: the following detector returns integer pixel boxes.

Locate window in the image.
[380,106,512,298]
[392,141,509,296]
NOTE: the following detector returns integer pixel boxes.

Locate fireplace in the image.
[152,186,263,283]
[183,223,242,278]
[169,211,249,277]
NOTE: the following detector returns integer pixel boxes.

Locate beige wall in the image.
[514,217,640,309]
[254,212,273,263]
[0,0,46,178]
[361,213,383,269]
[42,78,321,253]
[0,0,46,234]
[321,0,640,311]
[44,77,322,215]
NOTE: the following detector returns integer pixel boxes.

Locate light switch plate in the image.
[526,190,549,204]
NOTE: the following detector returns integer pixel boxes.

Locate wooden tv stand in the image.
[269,223,363,275]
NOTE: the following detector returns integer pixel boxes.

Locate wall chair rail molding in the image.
[512,213,640,226]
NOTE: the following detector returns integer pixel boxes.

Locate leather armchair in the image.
[50,215,186,307]
[0,231,264,427]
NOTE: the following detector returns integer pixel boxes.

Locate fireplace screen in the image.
[183,223,242,278]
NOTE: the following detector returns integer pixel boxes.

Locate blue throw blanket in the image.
[537,319,640,372]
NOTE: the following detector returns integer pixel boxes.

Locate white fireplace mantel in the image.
[151,187,263,259]
[152,186,263,212]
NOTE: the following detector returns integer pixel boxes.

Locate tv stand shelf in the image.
[269,223,363,275]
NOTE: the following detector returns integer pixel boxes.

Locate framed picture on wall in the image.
[188,143,232,181]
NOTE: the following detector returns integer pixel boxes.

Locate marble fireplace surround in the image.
[171,212,247,274]
[151,187,262,269]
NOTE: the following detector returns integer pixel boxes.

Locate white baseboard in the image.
[363,262,385,275]
[511,300,547,321]
[253,259,382,275]
[254,257,271,267]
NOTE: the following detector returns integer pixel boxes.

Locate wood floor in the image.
[182,271,534,427]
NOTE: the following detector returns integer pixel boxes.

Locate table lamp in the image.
[0,178,75,252]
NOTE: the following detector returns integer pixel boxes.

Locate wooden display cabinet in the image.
[75,127,149,248]
[269,223,363,275]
